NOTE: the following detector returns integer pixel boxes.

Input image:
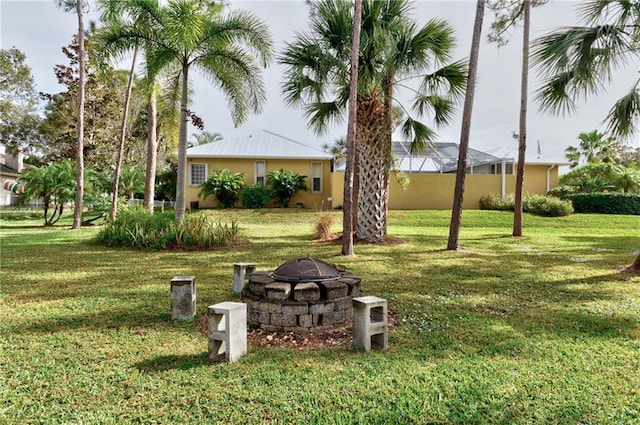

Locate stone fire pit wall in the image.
[241,271,363,332]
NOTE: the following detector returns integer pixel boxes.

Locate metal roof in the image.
[485,147,570,166]
[187,130,332,160]
[392,141,503,173]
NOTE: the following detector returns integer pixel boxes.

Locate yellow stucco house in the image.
[185,131,568,210]
[186,130,333,209]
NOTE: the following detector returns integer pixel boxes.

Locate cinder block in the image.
[207,302,247,363]
[170,276,196,320]
[352,296,388,352]
[233,263,256,295]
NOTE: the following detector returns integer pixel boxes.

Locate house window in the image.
[311,162,323,193]
[190,163,207,185]
[255,161,266,185]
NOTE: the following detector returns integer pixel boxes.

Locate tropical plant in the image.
[199,169,245,208]
[613,165,640,193]
[565,130,619,168]
[558,162,639,194]
[533,0,640,269]
[99,0,273,223]
[18,160,77,226]
[118,165,146,199]
[281,0,467,242]
[241,184,271,209]
[267,169,308,208]
[97,208,239,249]
[189,131,223,147]
[534,1,640,139]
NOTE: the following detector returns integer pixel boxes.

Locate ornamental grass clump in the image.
[97,208,239,250]
[314,212,335,240]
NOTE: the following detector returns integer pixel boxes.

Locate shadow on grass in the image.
[135,352,210,373]
[14,309,176,334]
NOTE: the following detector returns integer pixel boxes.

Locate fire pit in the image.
[241,257,362,332]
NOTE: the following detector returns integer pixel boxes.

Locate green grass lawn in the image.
[1,209,639,424]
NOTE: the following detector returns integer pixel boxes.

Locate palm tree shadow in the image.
[135,352,210,373]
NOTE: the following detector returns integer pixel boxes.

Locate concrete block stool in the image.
[170,276,196,320]
[352,296,388,351]
[207,302,247,363]
[233,263,256,294]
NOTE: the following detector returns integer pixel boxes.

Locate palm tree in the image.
[56,0,87,228]
[448,0,485,250]
[97,0,166,216]
[342,0,362,256]
[97,0,138,221]
[281,0,466,243]
[513,0,531,237]
[565,130,618,168]
[614,165,640,193]
[189,131,223,147]
[19,160,77,226]
[534,0,640,269]
[100,0,272,223]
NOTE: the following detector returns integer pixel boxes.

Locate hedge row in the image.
[479,193,574,217]
[566,193,640,215]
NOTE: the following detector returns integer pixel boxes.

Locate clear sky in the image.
[1,0,638,162]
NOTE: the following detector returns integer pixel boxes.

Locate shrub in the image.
[568,193,640,215]
[241,184,271,209]
[523,193,574,217]
[267,169,308,208]
[199,169,245,208]
[96,208,239,250]
[480,193,573,217]
[314,213,335,240]
[547,185,577,200]
[479,193,514,211]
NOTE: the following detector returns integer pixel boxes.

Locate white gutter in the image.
[501,158,507,199]
[546,164,556,193]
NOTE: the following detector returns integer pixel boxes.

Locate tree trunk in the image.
[342,0,362,256]
[447,0,485,250]
[355,92,388,243]
[72,0,85,230]
[175,65,189,224]
[513,0,531,237]
[144,88,158,214]
[111,46,138,222]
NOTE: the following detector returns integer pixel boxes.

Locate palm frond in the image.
[400,117,436,154]
[604,88,640,139]
[304,101,345,135]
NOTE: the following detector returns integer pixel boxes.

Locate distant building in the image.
[186,131,569,210]
[0,149,24,206]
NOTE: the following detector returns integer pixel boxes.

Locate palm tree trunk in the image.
[144,87,158,214]
[356,92,388,243]
[111,46,138,221]
[342,0,362,256]
[72,0,86,230]
[447,0,485,250]
[175,65,189,224]
[513,0,531,237]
